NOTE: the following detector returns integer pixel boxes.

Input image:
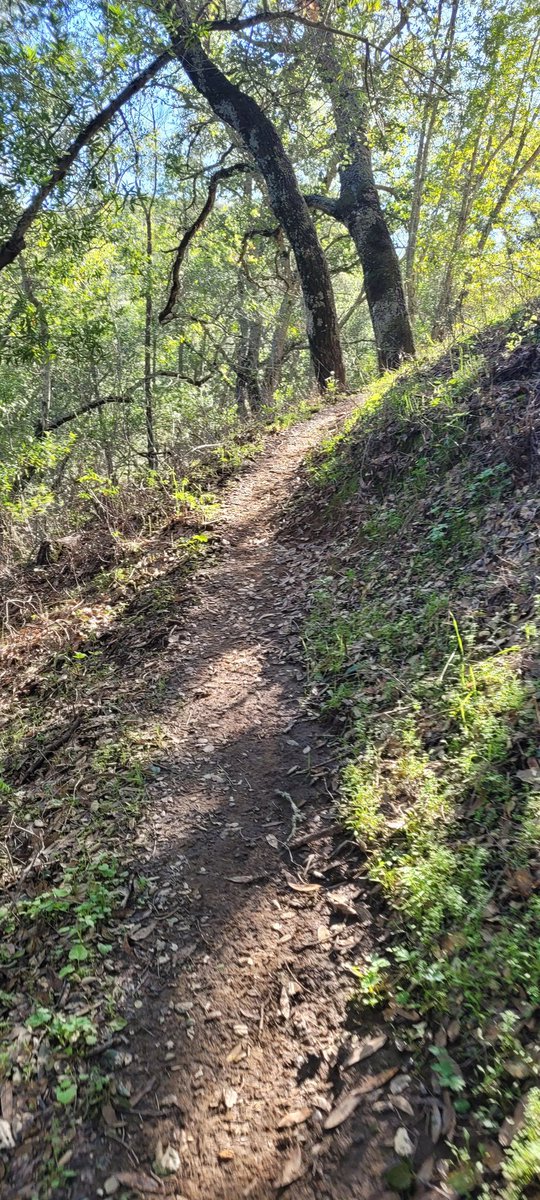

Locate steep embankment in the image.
[292,303,540,1197]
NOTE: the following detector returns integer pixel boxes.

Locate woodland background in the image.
[0,0,539,561]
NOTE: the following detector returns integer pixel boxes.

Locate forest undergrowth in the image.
[296,302,540,1197]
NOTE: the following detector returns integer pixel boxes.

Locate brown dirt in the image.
[68,399,417,1200]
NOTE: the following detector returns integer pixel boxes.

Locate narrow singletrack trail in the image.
[76,398,408,1200]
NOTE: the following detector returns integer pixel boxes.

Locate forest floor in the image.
[2,303,540,1200]
[2,393,412,1200]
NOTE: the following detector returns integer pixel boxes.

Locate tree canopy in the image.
[0,0,539,524]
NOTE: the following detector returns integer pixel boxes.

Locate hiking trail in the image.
[73,397,412,1200]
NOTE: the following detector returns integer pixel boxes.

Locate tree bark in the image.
[160,0,345,390]
[143,205,158,471]
[262,238,298,401]
[236,317,263,416]
[306,16,414,372]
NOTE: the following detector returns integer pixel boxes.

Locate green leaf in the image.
[68,943,89,962]
[55,1081,77,1105]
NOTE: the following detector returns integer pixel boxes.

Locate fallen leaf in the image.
[279,986,291,1021]
[0,1082,13,1123]
[504,1058,531,1080]
[417,1155,434,1184]
[324,1091,363,1130]
[116,1173,163,1195]
[516,767,540,786]
[389,1073,410,1095]
[355,1066,400,1095]
[429,1101,443,1144]
[394,1127,414,1157]
[227,1043,246,1064]
[0,1119,15,1150]
[498,1100,525,1147]
[101,1100,119,1127]
[327,891,358,918]
[482,1141,504,1173]
[226,875,257,884]
[393,1006,422,1023]
[128,921,157,942]
[323,1069,399,1133]
[285,877,320,895]
[509,868,536,897]
[266,834,279,849]
[277,1107,312,1129]
[442,1090,456,1140]
[277,1145,304,1188]
[391,1095,414,1118]
[344,1033,387,1068]
[447,1018,460,1043]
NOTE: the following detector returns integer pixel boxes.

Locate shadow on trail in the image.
[2,401,388,1200]
[67,422,383,1198]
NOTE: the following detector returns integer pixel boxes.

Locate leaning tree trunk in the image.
[305,10,414,372]
[160,0,345,390]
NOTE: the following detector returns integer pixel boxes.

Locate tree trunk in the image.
[236,318,263,416]
[342,159,416,371]
[160,0,345,390]
[19,256,52,432]
[262,243,299,401]
[143,206,158,470]
[305,11,414,372]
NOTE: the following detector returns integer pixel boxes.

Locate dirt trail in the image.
[76,398,407,1200]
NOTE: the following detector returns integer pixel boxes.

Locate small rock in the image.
[104,1178,119,1196]
[154,1140,181,1175]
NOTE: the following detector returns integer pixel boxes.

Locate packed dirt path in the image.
[76,398,409,1200]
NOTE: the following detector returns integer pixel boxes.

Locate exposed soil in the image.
[65,398,417,1200]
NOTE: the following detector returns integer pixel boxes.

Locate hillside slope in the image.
[295,303,540,1196]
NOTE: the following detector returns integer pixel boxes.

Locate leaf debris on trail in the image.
[0,398,410,1200]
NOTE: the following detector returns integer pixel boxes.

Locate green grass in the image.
[302,304,540,1193]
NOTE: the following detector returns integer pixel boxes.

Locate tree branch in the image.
[0,52,172,272]
[303,193,341,218]
[204,10,449,88]
[40,392,137,435]
[159,161,247,324]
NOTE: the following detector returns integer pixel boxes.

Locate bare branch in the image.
[40,391,140,435]
[204,9,449,88]
[159,162,247,324]
[0,52,172,272]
